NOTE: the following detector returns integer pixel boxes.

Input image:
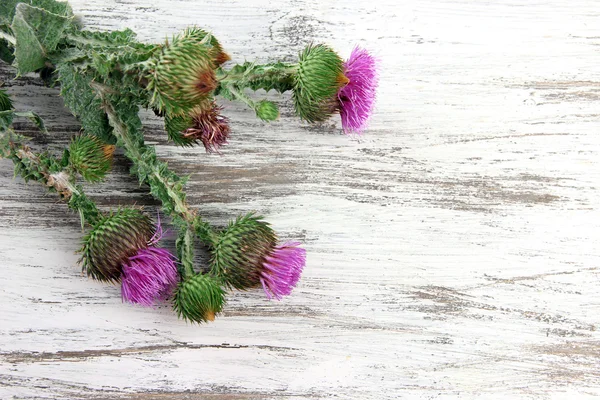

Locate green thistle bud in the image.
[80,209,154,282]
[0,89,13,112]
[209,213,277,290]
[173,274,226,323]
[147,28,228,115]
[293,44,348,122]
[255,100,279,122]
[68,134,114,182]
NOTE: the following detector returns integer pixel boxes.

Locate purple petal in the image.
[338,47,379,134]
[121,247,179,306]
[260,241,306,300]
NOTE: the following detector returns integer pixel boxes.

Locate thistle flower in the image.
[68,134,115,182]
[209,213,306,299]
[147,28,228,115]
[80,209,178,306]
[173,273,226,323]
[120,219,179,306]
[338,47,378,134]
[293,44,348,122]
[181,102,230,152]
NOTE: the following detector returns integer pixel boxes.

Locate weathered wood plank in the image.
[1,0,599,399]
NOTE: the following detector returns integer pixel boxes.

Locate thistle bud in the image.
[173,274,226,323]
[80,209,154,282]
[255,100,279,122]
[209,213,306,299]
[293,44,347,122]
[80,209,179,305]
[68,134,114,182]
[147,28,228,115]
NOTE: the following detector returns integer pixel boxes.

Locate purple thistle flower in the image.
[259,241,306,300]
[121,216,179,306]
[121,247,179,306]
[338,47,379,134]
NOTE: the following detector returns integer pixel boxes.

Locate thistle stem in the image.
[95,84,218,260]
[1,135,103,226]
[216,62,297,93]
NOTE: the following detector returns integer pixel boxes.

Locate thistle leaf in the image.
[56,64,115,143]
[11,2,74,74]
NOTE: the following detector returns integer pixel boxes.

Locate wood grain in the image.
[1,0,600,399]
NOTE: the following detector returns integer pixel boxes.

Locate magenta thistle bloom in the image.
[209,214,306,300]
[120,216,178,306]
[121,247,178,306]
[259,241,306,300]
[338,47,379,134]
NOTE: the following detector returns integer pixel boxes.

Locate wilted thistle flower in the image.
[147,28,229,115]
[68,134,114,182]
[293,44,348,123]
[80,209,178,306]
[338,47,378,134]
[209,213,306,299]
[180,102,230,153]
[173,273,226,323]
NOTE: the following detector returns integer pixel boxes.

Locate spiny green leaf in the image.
[13,111,47,132]
[11,2,74,74]
[56,64,115,143]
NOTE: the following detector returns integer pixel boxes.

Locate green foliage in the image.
[173,273,225,323]
[293,44,345,122]
[255,100,279,122]
[80,208,154,282]
[0,89,13,111]
[56,63,115,143]
[209,213,277,290]
[1,0,73,26]
[0,38,15,64]
[0,110,47,132]
[11,2,74,74]
[68,133,114,182]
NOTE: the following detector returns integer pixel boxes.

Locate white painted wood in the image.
[1,0,600,398]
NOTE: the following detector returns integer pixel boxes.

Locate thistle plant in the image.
[0,0,379,324]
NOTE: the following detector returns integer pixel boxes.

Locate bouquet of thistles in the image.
[0,0,378,323]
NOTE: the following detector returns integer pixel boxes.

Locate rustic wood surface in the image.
[1,0,599,399]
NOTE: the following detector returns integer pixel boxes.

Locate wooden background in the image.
[1,0,599,398]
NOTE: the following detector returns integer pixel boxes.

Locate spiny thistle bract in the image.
[80,208,155,282]
[146,28,228,115]
[338,47,378,134]
[173,273,226,323]
[164,113,197,147]
[68,134,115,182]
[255,100,279,122]
[209,213,306,298]
[293,44,348,123]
